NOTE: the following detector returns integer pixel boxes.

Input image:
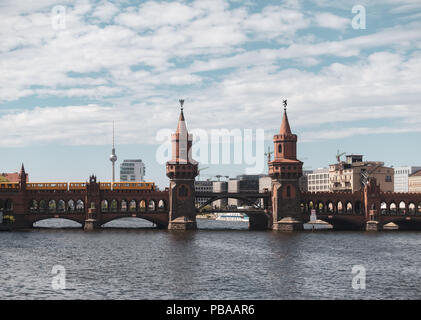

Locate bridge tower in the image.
[268,100,304,231]
[166,100,198,230]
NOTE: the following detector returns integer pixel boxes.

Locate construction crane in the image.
[336,150,346,163]
[264,147,273,163]
[360,162,384,187]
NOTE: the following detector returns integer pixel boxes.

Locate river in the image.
[1,218,420,299]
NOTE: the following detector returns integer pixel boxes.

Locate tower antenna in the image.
[109,121,118,183]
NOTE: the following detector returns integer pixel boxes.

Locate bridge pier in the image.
[84,219,100,231]
[366,220,379,231]
[248,214,270,230]
[168,217,197,230]
[272,217,303,232]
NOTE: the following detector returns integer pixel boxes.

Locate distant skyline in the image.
[1,0,421,188]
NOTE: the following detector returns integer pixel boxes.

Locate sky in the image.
[0,0,421,189]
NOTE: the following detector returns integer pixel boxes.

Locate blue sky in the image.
[1,0,421,188]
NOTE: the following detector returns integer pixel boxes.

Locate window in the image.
[286,186,291,198]
[278,144,282,153]
[385,176,392,182]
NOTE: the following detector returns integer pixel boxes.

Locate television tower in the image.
[109,121,117,182]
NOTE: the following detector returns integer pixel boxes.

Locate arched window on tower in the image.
[278,144,282,153]
[286,185,291,198]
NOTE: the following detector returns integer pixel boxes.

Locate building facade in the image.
[409,170,421,193]
[194,180,213,207]
[298,170,312,192]
[329,155,394,192]
[394,166,421,192]
[212,181,228,209]
[227,174,263,207]
[120,159,146,182]
[307,168,329,192]
[1,172,29,183]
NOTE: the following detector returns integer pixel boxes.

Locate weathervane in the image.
[179,99,184,111]
[282,99,287,111]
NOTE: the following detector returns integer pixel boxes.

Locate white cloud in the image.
[314,12,349,30]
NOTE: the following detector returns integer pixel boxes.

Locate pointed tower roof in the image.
[176,99,188,136]
[20,163,25,174]
[280,99,292,135]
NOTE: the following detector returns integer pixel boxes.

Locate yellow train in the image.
[26,183,68,191]
[0,182,19,189]
[69,182,86,190]
[110,182,156,191]
[2,181,156,191]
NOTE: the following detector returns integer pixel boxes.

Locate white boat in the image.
[303,211,333,230]
[215,212,249,222]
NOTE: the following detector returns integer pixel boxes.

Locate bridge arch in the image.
[408,203,416,215]
[158,199,166,211]
[0,199,13,212]
[99,215,167,229]
[129,200,137,212]
[68,200,75,212]
[346,201,353,214]
[110,199,118,212]
[31,216,84,228]
[327,201,334,213]
[337,201,343,214]
[139,200,146,212]
[197,194,263,211]
[389,202,397,215]
[120,199,128,212]
[399,201,406,215]
[76,199,84,212]
[101,200,109,212]
[148,199,156,212]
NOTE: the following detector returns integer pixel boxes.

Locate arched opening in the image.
[337,201,343,214]
[346,202,353,214]
[399,201,406,215]
[308,201,314,210]
[286,186,291,198]
[317,201,324,213]
[29,200,38,213]
[300,202,305,213]
[101,200,109,213]
[148,200,156,211]
[355,201,362,215]
[121,200,127,212]
[68,200,75,213]
[39,200,47,213]
[57,200,65,213]
[33,218,82,229]
[48,200,56,213]
[417,203,421,215]
[390,202,397,215]
[101,217,157,229]
[278,144,282,153]
[129,200,137,212]
[76,200,84,213]
[5,199,13,212]
[409,203,416,215]
[326,202,334,213]
[381,202,387,215]
[0,199,4,211]
[110,200,118,212]
[158,200,166,211]
[139,200,146,212]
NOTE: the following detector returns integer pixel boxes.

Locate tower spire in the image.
[280,98,292,135]
[109,121,117,183]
